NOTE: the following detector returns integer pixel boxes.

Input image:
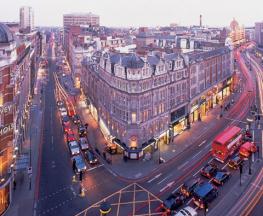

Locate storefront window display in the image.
[0,183,10,215]
[173,118,187,136]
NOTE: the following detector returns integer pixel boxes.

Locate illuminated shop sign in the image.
[0,123,14,136]
[0,104,13,116]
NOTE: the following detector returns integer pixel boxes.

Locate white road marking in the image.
[198,140,206,147]
[87,164,104,172]
[208,158,214,163]
[147,173,162,183]
[192,151,202,159]
[70,186,76,197]
[178,161,189,170]
[157,174,172,185]
[160,181,175,193]
[193,168,203,177]
[172,184,183,194]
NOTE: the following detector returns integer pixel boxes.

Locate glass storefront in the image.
[157,131,169,146]
[223,86,230,98]
[217,91,223,102]
[99,118,111,141]
[200,102,206,118]
[0,183,10,215]
[190,105,199,123]
[173,118,187,136]
[89,103,98,122]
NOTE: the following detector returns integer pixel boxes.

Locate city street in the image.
[35,42,262,216]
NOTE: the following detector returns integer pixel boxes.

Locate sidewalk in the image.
[5,81,44,216]
[76,91,239,180]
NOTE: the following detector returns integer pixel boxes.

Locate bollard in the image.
[72,175,77,183]
[79,186,85,197]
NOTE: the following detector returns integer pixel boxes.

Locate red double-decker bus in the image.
[212,126,243,163]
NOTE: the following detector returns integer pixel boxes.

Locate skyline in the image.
[1,0,263,27]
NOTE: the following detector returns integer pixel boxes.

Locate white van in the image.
[174,206,197,216]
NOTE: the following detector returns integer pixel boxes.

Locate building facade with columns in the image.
[81,46,233,159]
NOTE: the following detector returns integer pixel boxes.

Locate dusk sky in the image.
[1,0,262,27]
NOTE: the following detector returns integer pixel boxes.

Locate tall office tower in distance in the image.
[19,6,34,33]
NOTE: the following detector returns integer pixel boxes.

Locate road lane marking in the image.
[178,161,189,170]
[147,173,162,183]
[222,163,229,170]
[198,140,206,147]
[160,181,175,193]
[157,174,172,185]
[87,164,104,172]
[193,168,203,177]
[172,184,183,194]
[70,186,76,197]
[192,151,202,159]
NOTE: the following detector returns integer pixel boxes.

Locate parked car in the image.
[57,100,65,108]
[78,124,87,137]
[228,154,243,169]
[72,155,87,173]
[193,182,218,209]
[239,142,257,158]
[174,206,198,216]
[180,178,202,197]
[211,170,231,185]
[60,107,68,116]
[62,115,70,127]
[85,150,98,165]
[160,192,186,214]
[79,137,89,151]
[68,141,80,156]
[200,163,218,179]
[72,114,81,125]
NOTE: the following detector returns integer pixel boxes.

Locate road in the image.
[36,44,127,216]
[36,41,262,216]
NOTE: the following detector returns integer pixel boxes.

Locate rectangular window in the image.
[131,112,136,124]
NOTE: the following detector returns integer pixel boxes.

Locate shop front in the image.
[157,130,169,146]
[172,117,187,136]
[89,102,98,122]
[199,97,206,118]
[190,104,199,124]
[170,106,187,137]
[0,177,11,215]
[99,118,111,141]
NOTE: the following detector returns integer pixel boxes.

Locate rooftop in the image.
[0,23,14,44]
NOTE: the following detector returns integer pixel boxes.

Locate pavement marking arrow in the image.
[160,181,175,193]
[147,173,162,183]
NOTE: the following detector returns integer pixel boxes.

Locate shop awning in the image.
[112,138,127,150]
[142,138,157,150]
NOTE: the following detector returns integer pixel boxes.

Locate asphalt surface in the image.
[36,42,262,216]
[36,45,127,216]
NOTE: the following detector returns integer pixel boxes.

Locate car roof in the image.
[214,172,226,179]
[176,206,197,216]
[69,141,78,146]
[241,142,255,149]
[73,155,83,162]
[194,182,214,197]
